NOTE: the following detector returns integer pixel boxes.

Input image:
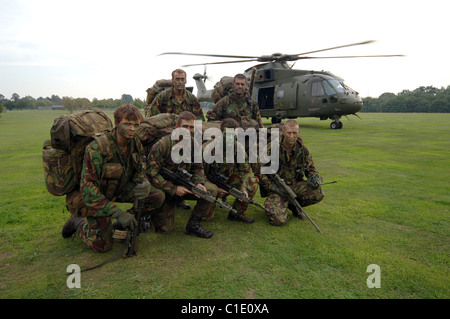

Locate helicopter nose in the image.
[350,95,363,112]
[339,93,363,113]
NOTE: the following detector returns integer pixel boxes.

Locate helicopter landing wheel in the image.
[271,116,282,124]
[330,121,343,129]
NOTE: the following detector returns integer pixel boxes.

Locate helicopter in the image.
[160,40,404,129]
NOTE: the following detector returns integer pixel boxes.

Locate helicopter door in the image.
[257,87,275,109]
[274,83,297,110]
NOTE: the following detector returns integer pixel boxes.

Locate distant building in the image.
[51,105,65,110]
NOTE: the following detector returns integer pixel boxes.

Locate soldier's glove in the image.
[306,175,322,189]
[133,179,151,200]
[111,209,137,231]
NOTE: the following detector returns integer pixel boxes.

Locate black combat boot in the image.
[62,215,86,238]
[228,212,255,224]
[185,216,213,238]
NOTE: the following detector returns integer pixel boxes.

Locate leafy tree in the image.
[362,85,450,113]
[121,94,133,105]
[11,93,20,102]
[132,98,145,109]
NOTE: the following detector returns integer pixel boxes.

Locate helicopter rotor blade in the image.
[182,59,260,67]
[293,40,376,57]
[159,52,261,59]
[292,54,405,60]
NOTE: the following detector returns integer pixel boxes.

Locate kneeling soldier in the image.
[62,104,165,252]
[204,118,257,223]
[147,111,217,238]
[258,120,324,226]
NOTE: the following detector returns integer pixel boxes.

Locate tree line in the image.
[361,85,450,113]
[0,93,145,113]
[2,84,450,114]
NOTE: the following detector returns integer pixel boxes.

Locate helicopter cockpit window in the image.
[327,79,345,94]
[322,81,336,96]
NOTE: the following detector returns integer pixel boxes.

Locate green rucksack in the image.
[211,76,234,103]
[144,79,173,117]
[42,108,113,196]
[136,113,178,153]
[136,113,222,154]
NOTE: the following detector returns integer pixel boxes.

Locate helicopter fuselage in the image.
[247,63,363,126]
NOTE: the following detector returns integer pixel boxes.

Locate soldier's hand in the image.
[196,183,207,192]
[176,186,192,197]
[133,179,151,200]
[306,175,322,189]
[237,190,249,203]
[217,188,228,198]
[112,209,137,231]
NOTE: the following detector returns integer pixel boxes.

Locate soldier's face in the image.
[283,125,299,147]
[117,118,140,140]
[233,78,247,95]
[178,119,195,134]
[172,72,186,91]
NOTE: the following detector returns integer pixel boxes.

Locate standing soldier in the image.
[148,68,205,121]
[149,68,205,209]
[61,104,165,253]
[206,73,263,130]
[146,111,217,238]
[204,118,257,223]
[258,120,324,226]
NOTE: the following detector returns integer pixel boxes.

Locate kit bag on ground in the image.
[42,108,113,197]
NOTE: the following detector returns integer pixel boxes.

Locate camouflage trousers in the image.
[150,181,218,233]
[264,181,324,226]
[78,184,165,253]
[206,175,259,219]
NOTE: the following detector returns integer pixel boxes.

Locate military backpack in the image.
[144,79,172,117]
[136,113,222,154]
[211,76,234,103]
[42,108,114,197]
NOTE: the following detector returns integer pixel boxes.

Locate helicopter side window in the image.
[311,81,325,97]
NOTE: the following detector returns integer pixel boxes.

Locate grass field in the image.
[0,110,448,300]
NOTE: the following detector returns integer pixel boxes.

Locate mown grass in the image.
[0,111,448,299]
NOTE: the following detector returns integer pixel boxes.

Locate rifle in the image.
[124,155,147,257]
[269,174,322,234]
[207,172,270,214]
[160,167,238,215]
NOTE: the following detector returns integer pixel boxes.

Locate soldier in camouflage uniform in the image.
[206,73,263,129]
[204,118,258,223]
[147,111,217,238]
[148,69,205,121]
[62,104,165,253]
[258,120,324,226]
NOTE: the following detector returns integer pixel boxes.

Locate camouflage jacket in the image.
[259,136,319,188]
[206,91,264,129]
[147,135,206,197]
[80,130,147,217]
[149,88,205,121]
[203,139,251,191]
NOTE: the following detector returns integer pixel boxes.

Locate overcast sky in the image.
[1,0,449,101]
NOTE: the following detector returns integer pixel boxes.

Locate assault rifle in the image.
[269,174,322,234]
[160,167,238,215]
[207,172,270,214]
[124,155,147,257]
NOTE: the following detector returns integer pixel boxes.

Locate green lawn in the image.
[0,111,448,299]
